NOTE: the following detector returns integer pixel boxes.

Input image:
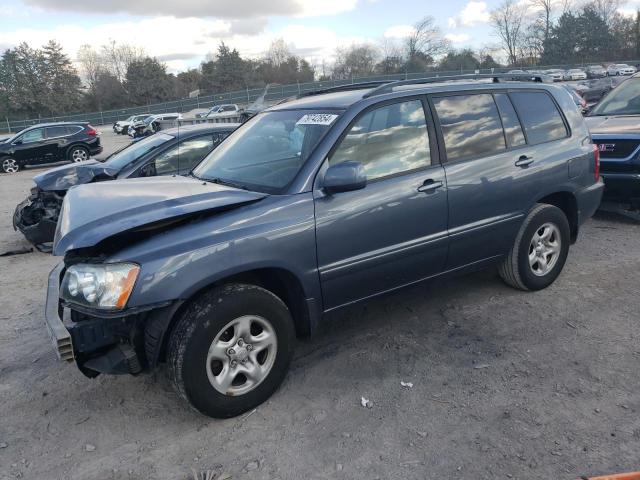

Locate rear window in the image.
[433,93,505,161]
[509,91,568,145]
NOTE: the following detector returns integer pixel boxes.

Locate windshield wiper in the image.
[202,177,251,191]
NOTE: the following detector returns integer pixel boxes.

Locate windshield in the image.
[192,109,340,193]
[590,78,640,116]
[104,133,174,170]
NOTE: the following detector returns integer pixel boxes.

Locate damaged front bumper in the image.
[13,188,63,252]
[45,263,177,377]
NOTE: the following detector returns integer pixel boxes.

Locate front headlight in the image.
[60,263,140,310]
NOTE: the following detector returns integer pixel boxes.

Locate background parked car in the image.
[0,122,102,174]
[607,63,636,76]
[13,123,238,250]
[113,114,149,135]
[564,68,587,80]
[205,104,240,118]
[586,65,607,78]
[560,84,588,113]
[128,113,181,138]
[544,69,565,81]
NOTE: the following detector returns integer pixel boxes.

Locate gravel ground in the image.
[1,131,639,480]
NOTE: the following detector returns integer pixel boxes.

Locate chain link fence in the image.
[3,62,638,134]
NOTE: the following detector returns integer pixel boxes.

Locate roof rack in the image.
[362,73,551,98]
[298,80,391,98]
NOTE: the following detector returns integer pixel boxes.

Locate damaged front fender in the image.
[13,188,64,252]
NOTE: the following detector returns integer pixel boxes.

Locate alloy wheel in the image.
[71,148,88,162]
[2,158,18,173]
[528,222,561,276]
[206,315,278,396]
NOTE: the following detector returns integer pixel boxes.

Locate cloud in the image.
[383,25,415,38]
[0,16,368,74]
[22,0,358,18]
[445,33,471,44]
[448,1,491,28]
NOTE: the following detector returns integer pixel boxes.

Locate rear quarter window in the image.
[509,91,568,145]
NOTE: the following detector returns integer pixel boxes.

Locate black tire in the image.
[167,284,295,418]
[1,157,20,174]
[69,145,89,162]
[498,204,570,291]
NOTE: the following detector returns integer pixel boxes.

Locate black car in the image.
[13,123,238,250]
[0,122,103,174]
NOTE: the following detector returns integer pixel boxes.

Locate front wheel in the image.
[167,284,295,418]
[499,204,570,291]
[1,157,20,174]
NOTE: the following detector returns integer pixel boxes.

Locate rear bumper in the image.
[601,172,640,200]
[90,145,103,156]
[576,180,605,224]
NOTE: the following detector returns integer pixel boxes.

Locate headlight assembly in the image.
[60,263,140,310]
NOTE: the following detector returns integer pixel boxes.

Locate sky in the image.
[0,0,638,74]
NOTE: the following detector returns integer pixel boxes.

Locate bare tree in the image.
[491,0,528,65]
[589,0,622,26]
[265,38,292,67]
[76,45,102,91]
[532,0,555,43]
[332,44,380,80]
[405,16,450,59]
[101,40,145,83]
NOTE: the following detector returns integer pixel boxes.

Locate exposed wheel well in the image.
[537,192,579,243]
[155,268,312,364]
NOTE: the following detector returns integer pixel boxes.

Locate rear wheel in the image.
[167,284,295,418]
[499,204,570,291]
[69,146,89,163]
[1,157,19,174]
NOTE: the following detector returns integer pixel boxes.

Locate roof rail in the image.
[362,73,551,98]
[298,80,391,98]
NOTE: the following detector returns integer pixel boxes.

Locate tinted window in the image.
[510,92,567,144]
[494,93,526,148]
[68,125,83,135]
[177,135,216,171]
[105,133,174,170]
[21,128,45,143]
[45,126,68,138]
[434,94,505,161]
[330,100,430,180]
[150,144,181,175]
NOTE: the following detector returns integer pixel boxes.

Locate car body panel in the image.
[33,160,119,191]
[53,176,267,254]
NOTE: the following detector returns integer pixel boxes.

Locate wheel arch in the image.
[65,142,90,160]
[148,266,317,367]
[536,191,579,243]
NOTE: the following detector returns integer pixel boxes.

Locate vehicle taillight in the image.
[593,143,600,181]
[86,125,98,136]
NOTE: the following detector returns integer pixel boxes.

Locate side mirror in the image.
[323,160,366,193]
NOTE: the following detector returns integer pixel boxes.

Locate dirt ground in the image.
[1,130,639,480]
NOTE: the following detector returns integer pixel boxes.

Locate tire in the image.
[167,284,295,418]
[69,146,89,163]
[1,157,20,174]
[498,204,570,291]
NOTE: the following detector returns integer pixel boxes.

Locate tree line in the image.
[1,0,639,121]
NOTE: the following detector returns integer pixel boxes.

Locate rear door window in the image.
[45,126,68,138]
[433,93,505,161]
[494,93,526,148]
[509,91,568,145]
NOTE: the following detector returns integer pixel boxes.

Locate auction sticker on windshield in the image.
[296,114,339,126]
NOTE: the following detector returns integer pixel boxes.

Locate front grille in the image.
[595,139,640,159]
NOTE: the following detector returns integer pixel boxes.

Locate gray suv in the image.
[45,75,603,418]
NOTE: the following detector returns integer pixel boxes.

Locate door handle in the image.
[417,179,443,193]
[515,155,534,167]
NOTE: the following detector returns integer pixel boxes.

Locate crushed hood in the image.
[34,160,119,191]
[585,115,640,136]
[53,176,267,255]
